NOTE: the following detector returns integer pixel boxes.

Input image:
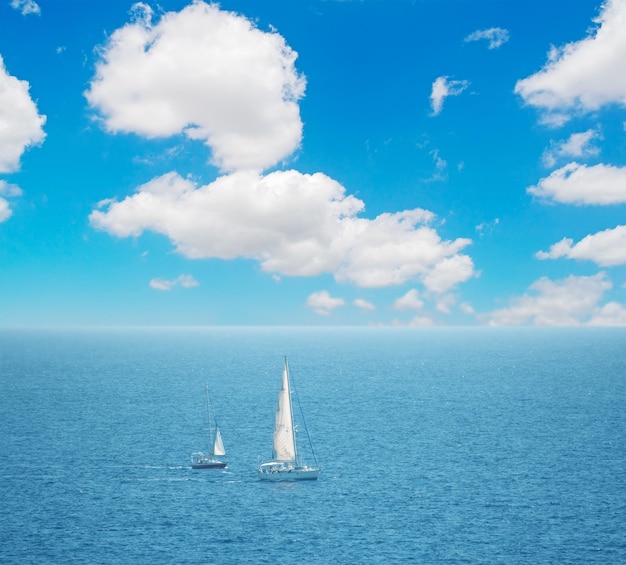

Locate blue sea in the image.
[1,327,625,564]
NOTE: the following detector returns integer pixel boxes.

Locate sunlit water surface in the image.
[1,327,625,563]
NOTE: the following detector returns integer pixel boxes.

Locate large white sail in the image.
[258,357,320,480]
[213,427,225,456]
[272,363,297,462]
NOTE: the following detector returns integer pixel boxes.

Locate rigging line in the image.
[289,359,319,467]
[204,383,214,452]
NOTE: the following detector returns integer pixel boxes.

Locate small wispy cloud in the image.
[464,27,510,49]
[436,294,456,314]
[10,0,40,16]
[475,218,500,237]
[460,302,475,315]
[354,298,375,311]
[0,181,23,223]
[149,274,199,291]
[432,148,447,172]
[430,76,469,116]
[422,149,449,183]
[393,289,424,311]
[0,180,23,198]
[542,129,601,168]
[392,315,434,327]
[0,198,12,222]
[306,290,345,316]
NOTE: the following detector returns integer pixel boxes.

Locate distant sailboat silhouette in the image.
[191,384,227,469]
[258,357,320,481]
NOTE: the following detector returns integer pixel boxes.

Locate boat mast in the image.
[285,356,298,465]
[204,383,214,456]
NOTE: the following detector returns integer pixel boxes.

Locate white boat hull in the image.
[258,462,320,481]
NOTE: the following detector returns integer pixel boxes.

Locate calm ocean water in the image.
[1,327,625,564]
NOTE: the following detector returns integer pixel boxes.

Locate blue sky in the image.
[1,0,626,327]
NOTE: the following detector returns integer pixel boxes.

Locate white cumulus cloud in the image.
[90,170,474,292]
[421,254,475,293]
[0,55,46,173]
[464,27,509,49]
[306,290,345,316]
[430,76,469,116]
[514,0,626,121]
[85,1,305,172]
[537,225,626,266]
[528,162,626,205]
[589,302,626,326]
[483,272,620,326]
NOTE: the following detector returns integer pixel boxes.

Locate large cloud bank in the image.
[90,170,473,291]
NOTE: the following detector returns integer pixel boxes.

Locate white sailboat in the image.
[258,357,320,481]
[191,383,227,469]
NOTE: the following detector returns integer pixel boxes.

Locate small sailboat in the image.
[191,383,227,469]
[258,357,320,481]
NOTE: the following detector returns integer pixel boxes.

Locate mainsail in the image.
[272,362,297,462]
